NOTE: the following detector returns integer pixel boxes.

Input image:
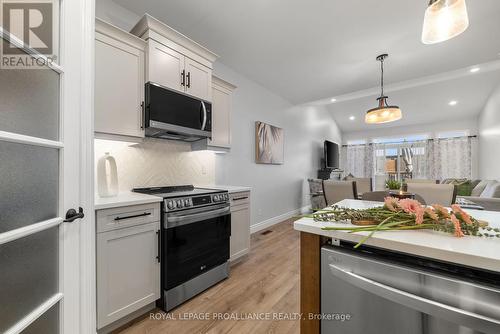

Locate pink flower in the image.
[415,207,425,225]
[384,197,399,212]
[424,207,439,221]
[399,199,423,214]
[450,214,465,237]
[451,204,473,225]
[432,204,450,219]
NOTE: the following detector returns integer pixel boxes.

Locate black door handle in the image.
[181,69,185,86]
[64,207,84,223]
[186,71,191,88]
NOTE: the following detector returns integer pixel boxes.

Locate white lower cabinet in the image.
[229,192,251,262]
[96,203,160,329]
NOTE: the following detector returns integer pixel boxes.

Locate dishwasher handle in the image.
[329,263,500,333]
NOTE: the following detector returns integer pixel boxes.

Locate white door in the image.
[147,39,185,93]
[0,0,90,333]
[185,57,212,101]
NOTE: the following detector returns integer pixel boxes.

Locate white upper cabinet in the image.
[185,57,212,101]
[95,19,146,138]
[130,14,218,102]
[147,40,185,94]
[210,76,236,148]
[191,76,236,152]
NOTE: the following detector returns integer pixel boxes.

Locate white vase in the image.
[97,152,118,197]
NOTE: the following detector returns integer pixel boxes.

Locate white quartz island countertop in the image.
[95,192,162,210]
[294,199,500,272]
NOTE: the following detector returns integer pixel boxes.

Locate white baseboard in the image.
[250,205,311,234]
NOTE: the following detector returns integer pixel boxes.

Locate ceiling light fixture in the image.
[470,67,480,73]
[449,100,458,106]
[349,116,355,121]
[330,98,337,103]
[365,54,402,124]
[422,0,469,45]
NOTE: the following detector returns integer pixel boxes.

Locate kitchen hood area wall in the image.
[94,138,215,191]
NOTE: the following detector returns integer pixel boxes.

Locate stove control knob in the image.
[167,200,175,210]
[184,199,191,207]
[224,194,229,200]
[176,199,184,208]
[213,195,220,202]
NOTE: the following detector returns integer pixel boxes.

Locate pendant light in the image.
[422,0,469,44]
[365,54,402,124]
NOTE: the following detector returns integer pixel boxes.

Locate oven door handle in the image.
[328,264,500,333]
[166,206,230,228]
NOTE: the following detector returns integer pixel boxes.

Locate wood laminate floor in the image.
[116,218,300,334]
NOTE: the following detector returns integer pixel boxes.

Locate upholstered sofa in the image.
[459,180,500,211]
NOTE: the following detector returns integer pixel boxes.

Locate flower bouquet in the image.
[310,197,500,248]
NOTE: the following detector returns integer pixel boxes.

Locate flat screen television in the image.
[324,140,339,169]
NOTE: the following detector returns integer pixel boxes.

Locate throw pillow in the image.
[480,182,500,198]
[472,180,493,197]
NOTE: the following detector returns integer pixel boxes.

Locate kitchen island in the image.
[294,199,500,334]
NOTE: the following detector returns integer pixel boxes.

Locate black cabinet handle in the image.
[186,71,191,88]
[232,197,248,201]
[156,230,161,263]
[64,207,84,223]
[181,70,185,86]
[114,212,151,221]
[140,102,145,129]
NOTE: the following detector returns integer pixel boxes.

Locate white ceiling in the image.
[116,0,500,103]
[113,0,500,131]
[328,67,500,132]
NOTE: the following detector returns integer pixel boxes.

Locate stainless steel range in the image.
[133,185,230,311]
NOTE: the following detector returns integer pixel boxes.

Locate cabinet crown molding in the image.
[96,18,146,50]
[130,14,218,63]
[213,76,237,91]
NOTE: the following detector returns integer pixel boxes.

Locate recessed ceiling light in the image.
[449,100,458,106]
[349,116,355,121]
[330,98,337,103]
[470,67,480,73]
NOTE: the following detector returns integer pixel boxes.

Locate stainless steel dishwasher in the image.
[321,244,500,334]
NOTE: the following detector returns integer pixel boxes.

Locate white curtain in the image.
[426,137,473,180]
[341,144,374,178]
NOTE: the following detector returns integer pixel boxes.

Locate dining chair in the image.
[407,183,456,206]
[361,191,389,202]
[351,177,373,197]
[322,180,358,206]
[405,179,439,184]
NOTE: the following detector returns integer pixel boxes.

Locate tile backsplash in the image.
[94,138,215,192]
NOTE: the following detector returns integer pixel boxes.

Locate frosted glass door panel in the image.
[23,303,60,334]
[0,227,59,332]
[0,141,58,233]
[0,69,60,140]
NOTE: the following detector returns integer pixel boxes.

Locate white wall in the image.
[478,85,500,180]
[213,63,342,227]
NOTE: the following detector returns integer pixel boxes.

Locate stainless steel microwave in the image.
[144,82,212,142]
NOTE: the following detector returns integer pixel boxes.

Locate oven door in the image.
[164,204,230,290]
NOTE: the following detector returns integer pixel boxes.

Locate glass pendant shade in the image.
[365,97,402,124]
[422,0,469,44]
